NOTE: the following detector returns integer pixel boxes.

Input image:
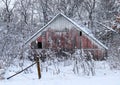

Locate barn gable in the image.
[24,13,108,50]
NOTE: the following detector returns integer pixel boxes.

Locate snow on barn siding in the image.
[24,13,108,60]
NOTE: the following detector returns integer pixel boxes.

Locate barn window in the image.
[79,31,82,36]
[37,42,42,49]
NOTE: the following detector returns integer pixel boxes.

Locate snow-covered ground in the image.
[1,60,120,85]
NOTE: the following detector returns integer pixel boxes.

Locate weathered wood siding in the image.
[35,28,106,59]
[45,15,77,31]
[30,15,107,60]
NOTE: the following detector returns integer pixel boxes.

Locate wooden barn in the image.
[24,13,108,60]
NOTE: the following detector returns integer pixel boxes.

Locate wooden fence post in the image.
[36,56,41,79]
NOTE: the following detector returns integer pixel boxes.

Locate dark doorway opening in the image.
[37,42,42,49]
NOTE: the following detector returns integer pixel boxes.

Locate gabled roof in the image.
[24,13,108,49]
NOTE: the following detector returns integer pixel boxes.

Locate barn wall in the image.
[42,15,78,32]
[35,28,106,60]
[30,15,107,60]
[40,15,105,50]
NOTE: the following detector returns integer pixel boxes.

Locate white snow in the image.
[1,61,120,85]
[118,46,120,52]
[0,69,5,75]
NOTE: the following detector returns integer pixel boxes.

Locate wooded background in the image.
[0,0,120,70]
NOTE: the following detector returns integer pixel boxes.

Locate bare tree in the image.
[83,0,96,29]
[39,0,49,25]
[1,0,17,23]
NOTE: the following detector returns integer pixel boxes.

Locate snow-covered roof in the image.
[24,13,108,49]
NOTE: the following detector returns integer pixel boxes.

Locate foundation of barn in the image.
[29,48,107,62]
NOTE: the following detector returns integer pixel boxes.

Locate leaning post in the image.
[36,56,41,79]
